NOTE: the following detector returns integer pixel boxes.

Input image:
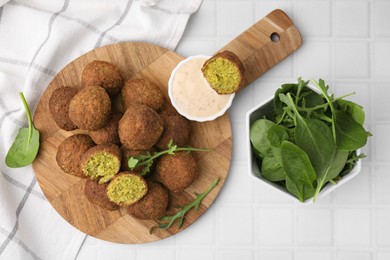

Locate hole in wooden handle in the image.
[270,32,280,42]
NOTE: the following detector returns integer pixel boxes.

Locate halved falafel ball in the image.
[84,179,119,211]
[107,172,148,206]
[127,180,168,220]
[118,103,163,150]
[56,134,95,177]
[120,146,156,173]
[122,79,164,112]
[81,60,124,97]
[89,113,122,145]
[81,144,121,183]
[156,152,197,192]
[49,86,78,131]
[68,86,111,131]
[156,110,191,150]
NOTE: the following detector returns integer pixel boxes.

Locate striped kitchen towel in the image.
[0,0,202,259]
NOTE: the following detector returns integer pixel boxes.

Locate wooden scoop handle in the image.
[217,9,302,89]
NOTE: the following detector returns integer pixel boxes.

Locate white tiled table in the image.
[77,1,390,259]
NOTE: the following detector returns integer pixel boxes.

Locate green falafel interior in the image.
[202,58,241,93]
[107,174,147,206]
[82,152,121,183]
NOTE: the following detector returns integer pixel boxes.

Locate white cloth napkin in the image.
[0,0,202,259]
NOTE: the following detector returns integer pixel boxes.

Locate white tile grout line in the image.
[215,1,221,258]
[368,1,378,259]
[251,2,260,260]
[291,0,298,258]
[330,1,336,258]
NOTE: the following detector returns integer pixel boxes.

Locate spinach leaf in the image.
[261,156,285,182]
[281,141,316,202]
[312,149,349,200]
[334,109,368,151]
[279,93,336,173]
[250,119,274,158]
[304,91,324,108]
[5,93,40,168]
[267,124,289,147]
[336,99,365,125]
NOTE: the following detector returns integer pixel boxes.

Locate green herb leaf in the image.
[128,140,210,176]
[261,156,285,182]
[279,93,336,174]
[249,119,274,158]
[281,141,316,202]
[267,124,289,147]
[334,109,368,151]
[128,158,139,168]
[336,99,365,125]
[5,92,40,168]
[150,178,219,234]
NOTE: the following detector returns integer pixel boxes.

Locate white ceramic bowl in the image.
[168,55,235,122]
[245,85,362,204]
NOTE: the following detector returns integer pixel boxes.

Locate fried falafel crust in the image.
[122,79,164,112]
[85,179,119,211]
[118,103,163,150]
[127,180,169,220]
[81,60,124,97]
[49,86,78,131]
[156,152,197,192]
[56,134,95,177]
[69,86,111,131]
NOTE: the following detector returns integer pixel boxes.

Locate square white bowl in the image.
[245,87,362,204]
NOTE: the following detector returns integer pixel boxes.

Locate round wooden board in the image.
[32,42,232,244]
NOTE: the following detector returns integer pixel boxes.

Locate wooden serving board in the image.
[32,9,301,244]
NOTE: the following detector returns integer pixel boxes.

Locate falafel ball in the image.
[118,103,163,150]
[81,60,124,97]
[156,110,191,150]
[120,146,156,173]
[84,179,119,211]
[127,180,168,220]
[106,172,148,206]
[81,143,121,183]
[156,152,197,192]
[122,79,164,111]
[49,86,78,131]
[89,113,122,145]
[68,86,111,131]
[56,134,95,177]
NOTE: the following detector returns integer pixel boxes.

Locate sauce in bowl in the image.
[168,56,235,121]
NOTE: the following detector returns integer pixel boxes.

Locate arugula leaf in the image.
[274,83,298,116]
[150,178,219,233]
[340,151,366,177]
[5,92,40,168]
[128,140,210,175]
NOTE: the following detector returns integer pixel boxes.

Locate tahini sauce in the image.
[172,57,233,118]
